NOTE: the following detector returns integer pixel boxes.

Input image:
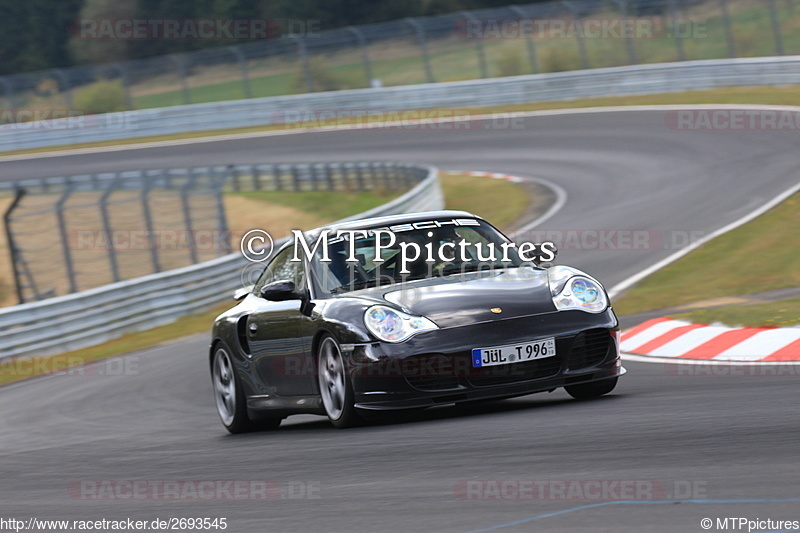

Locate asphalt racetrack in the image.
[1,108,799,532]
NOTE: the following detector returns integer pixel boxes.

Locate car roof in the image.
[272,210,487,257]
[310,210,481,234]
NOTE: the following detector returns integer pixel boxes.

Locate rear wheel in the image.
[317,336,362,428]
[212,343,281,433]
[565,377,618,400]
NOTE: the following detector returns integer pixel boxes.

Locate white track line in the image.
[442,169,568,233]
[607,179,800,300]
[512,175,568,234]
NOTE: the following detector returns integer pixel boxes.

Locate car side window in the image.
[254,247,304,293]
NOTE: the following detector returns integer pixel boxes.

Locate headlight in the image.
[548,266,608,313]
[364,305,438,343]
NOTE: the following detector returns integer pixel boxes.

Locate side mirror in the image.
[233,285,254,301]
[260,280,300,301]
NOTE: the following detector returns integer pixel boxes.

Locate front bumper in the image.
[347,308,623,410]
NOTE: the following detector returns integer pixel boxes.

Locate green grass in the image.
[130,44,486,109]
[232,189,401,223]
[134,72,297,109]
[672,297,800,328]
[439,173,529,229]
[614,193,800,316]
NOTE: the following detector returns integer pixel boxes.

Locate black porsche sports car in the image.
[210,210,624,432]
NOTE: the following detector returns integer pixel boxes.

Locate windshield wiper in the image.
[435,262,500,277]
[331,278,388,293]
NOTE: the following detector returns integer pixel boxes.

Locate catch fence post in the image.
[52,68,73,109]
[181,172,199,264]
[213,168,231,256]
[55,184,78,294]
[718,0,736,58]
[767,0,785,55]
[170,55,191,105]
[612,0,637,64]
[0,77,16,111]
[667,0,686,61]
[347,26,374,86]
[560,2,589,69]
[291,36,313,93]
[509,5,538,74]
[461,12,489,78]
[141,176,161,273]
[229,46,253,99]
[99,176,122,283]
[4,188,29,303]
[112,62,134,110]
[405,18,435,83]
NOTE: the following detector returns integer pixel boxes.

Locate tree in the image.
[68,0,139,65]
[0,0,83,75]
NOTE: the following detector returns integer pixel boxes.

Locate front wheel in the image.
[317,336,362,428]
[565,377,618,400]
[212,343,281,433]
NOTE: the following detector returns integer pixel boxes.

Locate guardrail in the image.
[2,56,800,153]
[0,162,441,360]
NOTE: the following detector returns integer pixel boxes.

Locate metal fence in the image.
[2,161,431,304]
[4,169,229,304]
[0,163,440,359]
[3,55,800,152]
[0,0,797,120]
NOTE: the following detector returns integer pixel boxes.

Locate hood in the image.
[382,268,555,328]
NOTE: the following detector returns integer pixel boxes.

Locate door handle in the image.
[249,323,257,333]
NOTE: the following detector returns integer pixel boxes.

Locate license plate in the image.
[472,338,556,367]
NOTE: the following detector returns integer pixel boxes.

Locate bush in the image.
[732,31,758,57]
[540,47,583,73]
[291,58,349,93]
[72,79,128,114]
[495,49,526,77]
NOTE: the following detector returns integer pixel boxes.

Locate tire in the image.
[317,335,363,428]
[212,343,281,434]
[565,377,618,400]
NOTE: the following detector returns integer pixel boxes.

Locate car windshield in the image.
[310,218,523,294]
